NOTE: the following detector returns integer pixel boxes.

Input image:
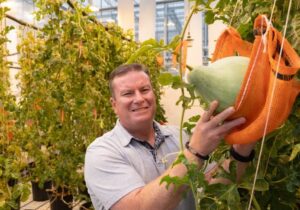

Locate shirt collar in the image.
[113,120,172,147]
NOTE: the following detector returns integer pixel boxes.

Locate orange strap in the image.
[172,40,188,74]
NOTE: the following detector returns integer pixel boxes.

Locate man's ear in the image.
[110,97,117,114]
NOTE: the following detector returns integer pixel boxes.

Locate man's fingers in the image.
[215,117,246,135]
[201,101,219,122]
[209,106,235,127]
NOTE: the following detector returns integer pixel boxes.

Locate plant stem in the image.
[179,107,186,151]
[252,194,261,210]
[176,4,200,209]
[176,4,206,210]
[270,176,289,184]
[189,179,201,210]
[177,5,197,151]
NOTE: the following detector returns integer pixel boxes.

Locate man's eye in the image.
[122,92,132,96]
[142,88,150,92]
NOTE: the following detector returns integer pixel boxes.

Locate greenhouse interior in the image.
[0,0,299,210]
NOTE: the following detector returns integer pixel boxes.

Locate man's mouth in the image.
[132,107,148,112]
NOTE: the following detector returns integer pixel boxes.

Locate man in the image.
[84,63,255,210]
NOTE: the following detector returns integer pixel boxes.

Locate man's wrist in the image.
[185,141,210,161]
[232,143,256,156]
[183,149,204,166]
[230,146,255,162]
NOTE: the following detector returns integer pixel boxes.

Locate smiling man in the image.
[109,66,157,143]
[84,63,256,210]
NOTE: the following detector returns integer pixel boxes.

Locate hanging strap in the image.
[172,40,188,74]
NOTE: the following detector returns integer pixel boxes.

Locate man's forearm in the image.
[136,149,203,210]
[112,149,203,210]
[135,151,252,210]
[208,144,255,184]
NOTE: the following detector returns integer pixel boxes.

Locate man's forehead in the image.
[113,71,151,85]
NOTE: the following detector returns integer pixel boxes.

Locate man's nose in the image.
[133,91,144,102]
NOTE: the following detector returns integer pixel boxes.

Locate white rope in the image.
[229,0,240,26]
[269,0,277,22]
[261,15,273,53]
[236,36,263,110]
[237,0,277,109]
[247,0,293,209]
[236,15,271,110]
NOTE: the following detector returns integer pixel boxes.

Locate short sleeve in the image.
[84,141,145,210]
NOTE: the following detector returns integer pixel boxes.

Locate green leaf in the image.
[289,144,300,161]
[167,35,180,49]
[126,45,153,64]
[141,38,162,47]
[126,39,166,64]
[158,73,173,86]
[75,98,86,106]
[183,121,194,134]
[160,174,189,191]
[203,183,241,209]
[215,162,236,183]
[220,184,241,209]
[171,76,182,89]
[188,115,200,122]
[205,11,215,24]
[239,178,269,191]
[172,153,186,167]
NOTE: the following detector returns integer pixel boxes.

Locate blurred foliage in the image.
[0,1,30,209]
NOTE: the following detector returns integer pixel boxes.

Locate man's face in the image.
[110,71,157,129]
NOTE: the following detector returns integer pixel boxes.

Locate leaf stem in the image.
[252,194,261,210]
[269,176,289,184]
[178,5,197,151]
[179,107,186,151]
[188,177,201,210]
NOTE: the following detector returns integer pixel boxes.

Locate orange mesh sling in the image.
[211,15,300,144]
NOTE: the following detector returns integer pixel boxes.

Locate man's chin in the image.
[131,116,153,124]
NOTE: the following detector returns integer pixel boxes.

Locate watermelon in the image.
[187,56,249,112]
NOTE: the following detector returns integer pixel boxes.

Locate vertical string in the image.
[236,36,263,110]
[247,0,293,209]
[229,0,240,26]
[269,0,277,22]
[236,0,277,109]
[236,15,270,110]
[0,7,4,153]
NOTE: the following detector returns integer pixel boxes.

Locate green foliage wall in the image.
[0,2,30,209]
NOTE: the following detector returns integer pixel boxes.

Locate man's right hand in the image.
[188,100,246,157]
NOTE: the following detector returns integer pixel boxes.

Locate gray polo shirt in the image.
[84,120,195,210]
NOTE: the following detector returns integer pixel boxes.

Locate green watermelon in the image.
[187,56,249,112]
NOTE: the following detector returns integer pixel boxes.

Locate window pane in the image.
[134,0,139,41]
[95,0,118,24]
[156,0,184,68]
[202,12,209,66]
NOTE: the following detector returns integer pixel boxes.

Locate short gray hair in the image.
[109,63,151,97]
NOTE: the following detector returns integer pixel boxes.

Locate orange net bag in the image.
[212,15,300,144]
